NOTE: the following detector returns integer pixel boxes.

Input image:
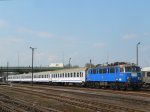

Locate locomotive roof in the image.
[95,64,139,69]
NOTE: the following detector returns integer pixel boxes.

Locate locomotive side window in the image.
[88,69,92,74]
[99,69,103,74]
[115,68,118,73]
[110,68,115,73]
[93,69,97,74]
[120,67,124,72]
[103,69,107,74]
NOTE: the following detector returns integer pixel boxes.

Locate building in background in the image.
[49,63,64,68]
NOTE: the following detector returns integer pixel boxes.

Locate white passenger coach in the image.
[8,67,87,85]
[141,67,150,87]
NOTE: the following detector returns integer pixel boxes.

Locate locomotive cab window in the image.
[125,67,131,72]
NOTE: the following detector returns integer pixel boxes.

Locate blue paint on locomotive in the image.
[86,65,142,84]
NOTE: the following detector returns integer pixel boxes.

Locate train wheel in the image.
[120,84,127,91]
[110,83,116,90]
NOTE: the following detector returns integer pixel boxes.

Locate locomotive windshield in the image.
[125,66,141,72]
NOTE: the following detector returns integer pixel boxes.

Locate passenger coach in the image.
[142,67,150,87]
[50,67,87,85]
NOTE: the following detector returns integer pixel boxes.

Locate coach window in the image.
[67,73,69,77]
[79,72,82,77]
[77,72,79,77]
[70,73,72,77]
[147,72,150,77]
[74,72,76,77]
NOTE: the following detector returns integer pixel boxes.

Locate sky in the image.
[0,0,150,67]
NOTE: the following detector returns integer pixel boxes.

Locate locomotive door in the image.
[115,67,119,81]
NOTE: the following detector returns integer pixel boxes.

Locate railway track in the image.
[16,84,150,97]
[14,84,150,106]
[0,89,61,112]
[0,85,147,112]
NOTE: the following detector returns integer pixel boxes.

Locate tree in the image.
[85,63,95,68]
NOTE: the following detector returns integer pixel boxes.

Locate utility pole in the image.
[69,58,71,68]
[7,61,9,84]
[136,42,140,66]
[30,47,37,86]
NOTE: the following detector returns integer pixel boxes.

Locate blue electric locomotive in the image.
[86,62,142,90]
